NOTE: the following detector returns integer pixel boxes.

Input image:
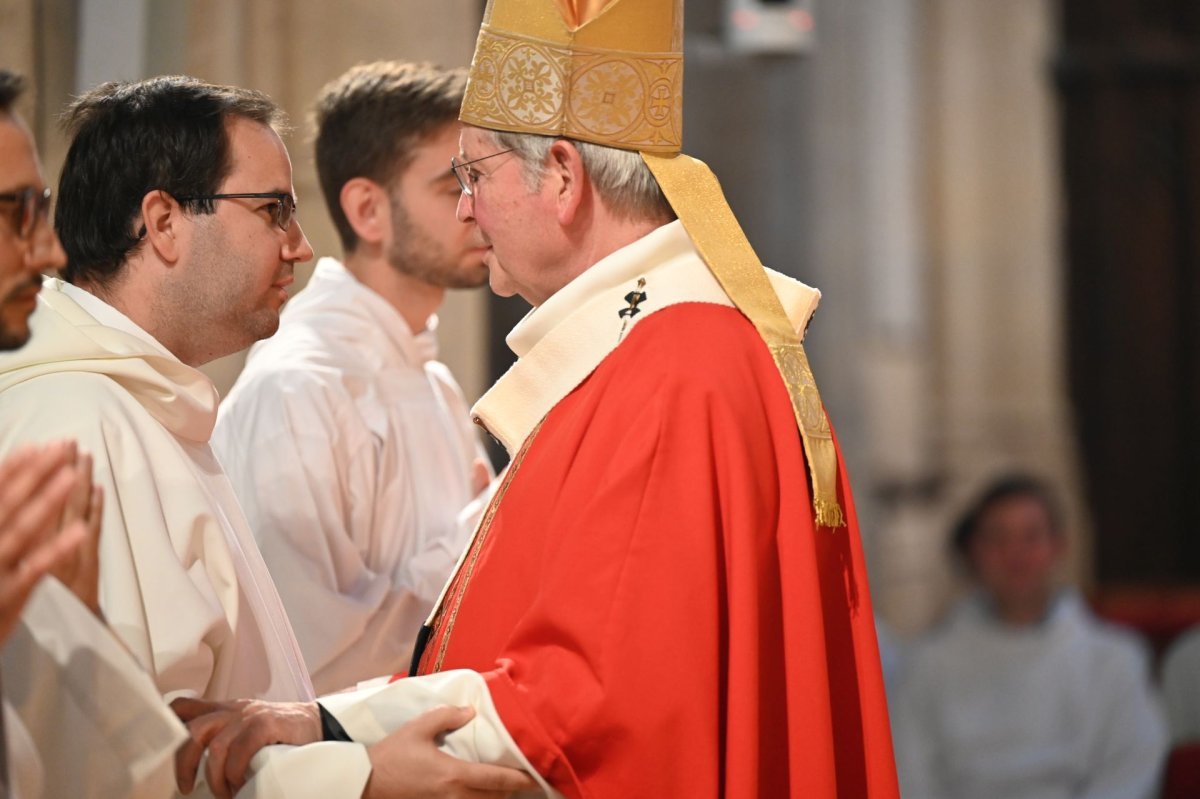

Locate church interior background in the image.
[3,0,1197,645]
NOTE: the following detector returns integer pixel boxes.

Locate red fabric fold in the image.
[421,304,898,797]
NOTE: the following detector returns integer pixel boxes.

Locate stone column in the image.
[0,0,77,175]
[0,1,36,86]
[897,0,1088,628]
[802,0,1086,633]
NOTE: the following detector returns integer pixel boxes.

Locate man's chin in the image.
[234,308,282,349]
[257,313,282,341]
[451,266,490,290]
[430,259,490,290]
[487,272,517,299]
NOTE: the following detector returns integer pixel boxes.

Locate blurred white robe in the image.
[0,280,313,704]
[891,590,1167,799]
[214,258,487,694]
[1163,626,1200,744]
[2,578,187,798]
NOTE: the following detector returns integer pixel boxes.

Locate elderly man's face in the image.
[455,126,561,306]
[0,112,65,350]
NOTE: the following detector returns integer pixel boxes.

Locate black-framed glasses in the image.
[0,186,52,239]
[450,149,515,196]
[176,192,297,231]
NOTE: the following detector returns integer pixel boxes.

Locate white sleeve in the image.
[395,365,494,604]
[1,578,188,799]
[1079,641,1168,799]
[214,375,422,694]
[227,671,560,799]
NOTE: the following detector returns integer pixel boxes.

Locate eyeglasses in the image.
[176,192,297,231]
[0,187,52,239]
[450,149,514,196]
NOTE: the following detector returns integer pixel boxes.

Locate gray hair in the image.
[483,129,674,222]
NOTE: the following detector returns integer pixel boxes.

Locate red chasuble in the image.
[418,302,898,798]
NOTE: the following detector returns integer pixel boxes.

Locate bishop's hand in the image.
[364,705,538,798]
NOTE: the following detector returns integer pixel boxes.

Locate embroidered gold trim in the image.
[424,420,546,674]
[461,24,683,153]
[769,343,830,439]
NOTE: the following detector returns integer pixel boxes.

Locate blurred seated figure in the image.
[891,474,1167,799]
[1164,625,1200,744]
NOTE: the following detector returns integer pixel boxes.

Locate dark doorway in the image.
[1056,0,1200,584]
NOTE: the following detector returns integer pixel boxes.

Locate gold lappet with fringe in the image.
[461,0,846,528]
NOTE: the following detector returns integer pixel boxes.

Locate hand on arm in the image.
[172,697,322,798]
[0,440,92,644]
[364,705,537,799]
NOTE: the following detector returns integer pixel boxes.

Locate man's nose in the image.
[456,190,474,224]
[285,220,315,263]
[27,218,66,274]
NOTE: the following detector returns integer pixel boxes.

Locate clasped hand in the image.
[0,440,104,645]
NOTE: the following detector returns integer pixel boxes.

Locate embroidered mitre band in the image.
[461,0,683,152]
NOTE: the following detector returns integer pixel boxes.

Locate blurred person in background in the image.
[213,61,492,695]
[0,67,184,798]
[891,474,1167,799]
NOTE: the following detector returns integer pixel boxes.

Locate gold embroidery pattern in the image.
[462,24,683,152]
[498,44,567,125]
[770,343,831,440]
[426,420,546,674]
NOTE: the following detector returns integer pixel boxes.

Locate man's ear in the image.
[340,177,390,248]
[548,139,587,226]
[140,190,182,264]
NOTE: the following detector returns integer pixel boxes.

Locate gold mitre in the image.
[460,0,683,153]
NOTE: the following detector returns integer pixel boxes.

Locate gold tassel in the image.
[815,499,847,530]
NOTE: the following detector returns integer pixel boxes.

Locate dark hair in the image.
[55,75,283,286]
[951,473,1063,555]
[313,61,465,251]
[0,70,26,115]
